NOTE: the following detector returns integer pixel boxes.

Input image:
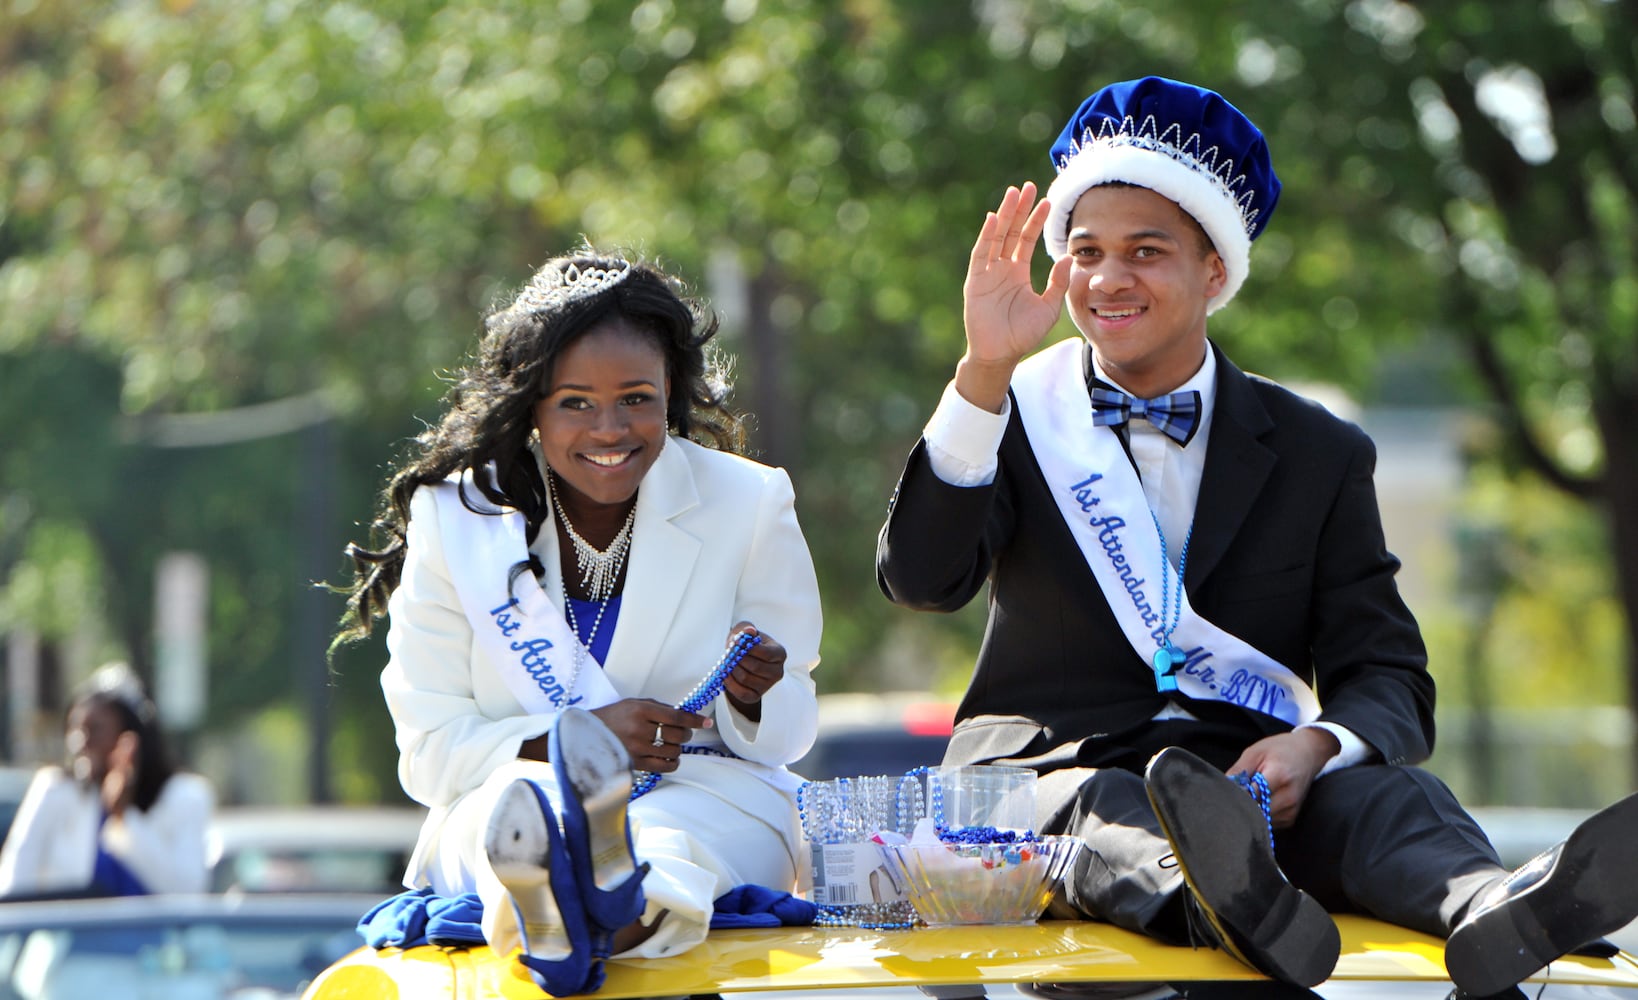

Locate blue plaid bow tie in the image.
[1090,387,1202,447]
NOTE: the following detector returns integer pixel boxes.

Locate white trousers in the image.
[417,758,801,959]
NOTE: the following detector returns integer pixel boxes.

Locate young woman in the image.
[339,250,822,995]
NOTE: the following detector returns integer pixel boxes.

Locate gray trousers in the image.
[1037,725,1506,942]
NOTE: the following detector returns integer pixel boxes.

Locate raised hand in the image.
[101,730,139,817]
[956,181,1074,412]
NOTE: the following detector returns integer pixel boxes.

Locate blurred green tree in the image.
[1,0,1630,797]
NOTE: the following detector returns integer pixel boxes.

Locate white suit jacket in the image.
[382,436,823,880]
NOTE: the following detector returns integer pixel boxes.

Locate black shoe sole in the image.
[1145,747,1340,988]
[1445,791,1638,997]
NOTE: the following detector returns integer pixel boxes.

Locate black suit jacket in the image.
[877,342,1435,778]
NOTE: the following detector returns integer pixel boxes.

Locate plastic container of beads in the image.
[932,765,1036,833]
[876,834,1083,926]
[798,765,1046,928]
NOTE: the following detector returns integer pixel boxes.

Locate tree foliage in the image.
[1,0,1632,799]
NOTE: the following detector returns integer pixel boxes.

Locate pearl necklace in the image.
[548,472,634,702]
[560,589,606,705]
[548,472,636,604]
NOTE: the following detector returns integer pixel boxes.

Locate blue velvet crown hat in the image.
[1042,76,1281,313]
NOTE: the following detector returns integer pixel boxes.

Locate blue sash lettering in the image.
[1180,646,1217,687]
[488,598,523,637]
[1072,474,1104,513]
[510,636,556,666]
[1220,668,1288,716]
[488,600,580,707]
[1070,476,1164,633]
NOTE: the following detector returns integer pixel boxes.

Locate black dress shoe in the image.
[1144,747,1340,988]
[1444,791,1638,997]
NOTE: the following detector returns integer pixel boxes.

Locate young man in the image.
[876,76,1638,993]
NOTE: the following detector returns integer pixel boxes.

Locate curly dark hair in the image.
[336,249,745,644]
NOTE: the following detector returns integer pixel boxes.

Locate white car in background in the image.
[206,805,425,896]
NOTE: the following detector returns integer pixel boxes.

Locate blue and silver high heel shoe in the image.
[551,706,650,932]
[485,778,609,997]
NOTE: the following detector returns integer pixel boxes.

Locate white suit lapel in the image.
[603,437,702,692]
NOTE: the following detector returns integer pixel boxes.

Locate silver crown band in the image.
[1058,114,1262,240]
[514,259,634,315]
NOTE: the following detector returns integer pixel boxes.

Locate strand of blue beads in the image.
[1232,771,1275,849]
[629,631,761,801]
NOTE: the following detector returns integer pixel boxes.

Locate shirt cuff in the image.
[924,381,1010,487]
[1302,721,1371,776]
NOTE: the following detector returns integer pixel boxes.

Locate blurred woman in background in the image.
[0,662,214,898]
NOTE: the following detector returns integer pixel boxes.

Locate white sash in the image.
[1011,340,1320,727]
[430,473,621,717]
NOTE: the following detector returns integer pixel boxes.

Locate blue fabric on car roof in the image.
[357,883,816,948]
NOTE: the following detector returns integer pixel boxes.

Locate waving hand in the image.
[956,182,1073,412]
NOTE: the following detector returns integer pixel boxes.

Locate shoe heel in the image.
[1144,747,1339,988]
[485,778,605,997]
[1447,791,1638,997]
[552,707,649,931]
[1445,901,1542,999]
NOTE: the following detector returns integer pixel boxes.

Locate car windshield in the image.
[0,909,363,1000]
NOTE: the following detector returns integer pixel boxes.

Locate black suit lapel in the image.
[1187,347,1277,587]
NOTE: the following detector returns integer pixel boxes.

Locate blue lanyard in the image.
[1151,514,1192,693]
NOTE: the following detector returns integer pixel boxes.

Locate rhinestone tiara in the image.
[1058,113,1263,240]
[513,259,634,315]
[81,662,156,722]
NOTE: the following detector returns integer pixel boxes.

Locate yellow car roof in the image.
[305,916,1638,999]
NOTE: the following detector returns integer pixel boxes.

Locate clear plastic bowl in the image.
[875,835,1083,926]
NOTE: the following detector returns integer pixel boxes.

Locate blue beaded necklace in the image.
[1151,513,1193,694]
[1233,771,1275,850]
[628,630,761,801]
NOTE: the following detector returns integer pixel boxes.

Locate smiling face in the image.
[533,318,671,517]
[1064,184,1227,398]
